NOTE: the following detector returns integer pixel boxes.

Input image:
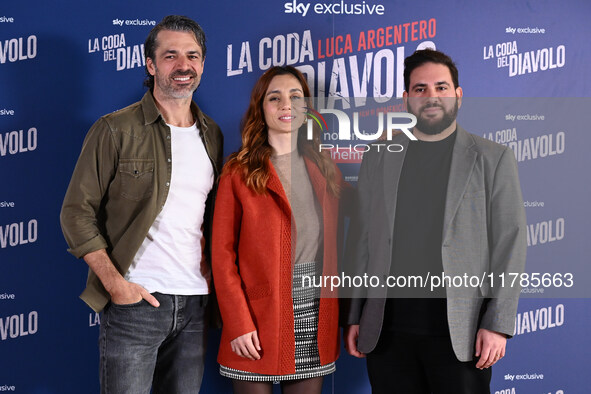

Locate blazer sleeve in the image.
[480,147,527,336]
[212,172,258,340]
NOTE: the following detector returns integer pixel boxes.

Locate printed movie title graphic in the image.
[483,127,566,163]
[1,127,38,157]
[483,40,565,77]
[527,218,565,247]
[0,35,37,64]
[89,312,101,326]
[0,219,38,248]
[226,18,436,108]
[0,311,38,341]
[514,304,564,336]
[496,390,564,394]
[88,33,145,71]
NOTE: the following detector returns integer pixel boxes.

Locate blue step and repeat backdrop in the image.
[1,0,590,393]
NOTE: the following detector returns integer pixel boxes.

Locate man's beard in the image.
[407,97,459,135]
[155,68,199,99]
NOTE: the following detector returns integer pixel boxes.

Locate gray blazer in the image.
[345,126,527,362]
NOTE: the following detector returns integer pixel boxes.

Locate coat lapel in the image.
[267,160,291,210]
[442,126,477,242]
[304,157,327,210]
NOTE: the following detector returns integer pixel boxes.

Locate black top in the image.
[384,130,456,335]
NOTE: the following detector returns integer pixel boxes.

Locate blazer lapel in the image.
[442,126,477,242]
[383,136,409,237]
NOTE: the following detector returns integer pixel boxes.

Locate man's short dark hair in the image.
[404,48,459,92]
[143,15,207,89]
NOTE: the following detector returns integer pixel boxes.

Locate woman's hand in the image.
[231,330,262,360]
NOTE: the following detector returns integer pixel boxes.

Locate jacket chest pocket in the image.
[118,159,154,201]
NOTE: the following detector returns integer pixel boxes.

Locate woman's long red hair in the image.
[225,66,340,197]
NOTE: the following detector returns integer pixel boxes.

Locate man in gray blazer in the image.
[344,49,527,393]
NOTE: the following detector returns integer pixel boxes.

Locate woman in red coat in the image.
[212,66,342,393]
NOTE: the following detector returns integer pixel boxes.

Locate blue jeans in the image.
[99,293,208,394]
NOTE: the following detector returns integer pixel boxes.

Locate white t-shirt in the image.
[125,123,214,295]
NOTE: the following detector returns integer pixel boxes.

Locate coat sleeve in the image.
[60,117,118,258]
[212,172,258,341]
[480,147,527,337]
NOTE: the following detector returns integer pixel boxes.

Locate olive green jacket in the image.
[60,91,223,312]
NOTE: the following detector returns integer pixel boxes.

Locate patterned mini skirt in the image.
[220,261,336,382]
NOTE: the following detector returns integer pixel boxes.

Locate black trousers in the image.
[366,331,491,394]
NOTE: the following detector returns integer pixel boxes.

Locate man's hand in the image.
[231,330,262,360]
[475,328,507,369]
[83,249,159,307]
[109,278,160,307]
[345,325,366,358]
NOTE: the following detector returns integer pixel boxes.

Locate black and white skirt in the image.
[220,261,335,382]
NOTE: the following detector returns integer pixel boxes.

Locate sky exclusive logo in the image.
[284,0,385,17]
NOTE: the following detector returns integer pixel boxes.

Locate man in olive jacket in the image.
[60,15,222,394]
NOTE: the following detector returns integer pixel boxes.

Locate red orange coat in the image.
[212,158,341,375]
